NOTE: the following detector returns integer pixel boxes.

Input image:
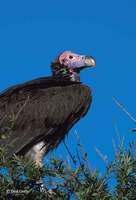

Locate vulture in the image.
[0,51,95,165]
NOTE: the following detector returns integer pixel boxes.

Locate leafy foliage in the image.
[0,144,110,200]
[107,141,136,200]
[1,139,136,200]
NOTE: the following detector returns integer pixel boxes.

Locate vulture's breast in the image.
[38,84,92,125]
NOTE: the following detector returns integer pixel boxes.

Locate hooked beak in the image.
[73,55,96,73]
[84,56,96,67]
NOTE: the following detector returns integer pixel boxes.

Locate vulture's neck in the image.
[51,61,80,82]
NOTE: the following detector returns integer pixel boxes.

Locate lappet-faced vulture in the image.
[0,51,95,165]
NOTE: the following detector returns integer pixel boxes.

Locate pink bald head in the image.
[59,51,95,69]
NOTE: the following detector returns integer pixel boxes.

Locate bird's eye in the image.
[69,55,73,59]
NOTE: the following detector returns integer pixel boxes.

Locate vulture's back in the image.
[0,77,92,160]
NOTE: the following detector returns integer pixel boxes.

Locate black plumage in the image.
[0,51,95,164]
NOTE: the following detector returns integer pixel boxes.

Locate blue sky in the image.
[0,0,136,172]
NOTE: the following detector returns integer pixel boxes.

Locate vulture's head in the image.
[51,51,96,82]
